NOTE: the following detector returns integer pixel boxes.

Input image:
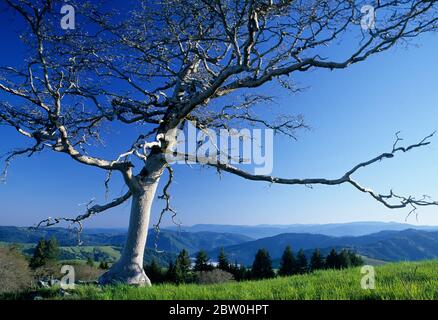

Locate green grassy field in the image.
[22,260,438,300]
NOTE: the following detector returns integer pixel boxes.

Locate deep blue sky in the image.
[1,4,438,228]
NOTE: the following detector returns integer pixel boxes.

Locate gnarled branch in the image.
[33,190,132,244]
[173,132,437,211]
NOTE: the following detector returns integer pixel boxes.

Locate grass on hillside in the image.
[59,246,121,262]
[14,260,438,300]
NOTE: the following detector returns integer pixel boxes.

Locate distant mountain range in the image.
[166,221,438,238]
[0,226,252,254]
[2,222,438,267]
[10,243,176,267]
[206,229,438,265]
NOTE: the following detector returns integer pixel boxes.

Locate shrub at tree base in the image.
[196,269,235,285]
[74,264,105,282]
[33,261,105,283]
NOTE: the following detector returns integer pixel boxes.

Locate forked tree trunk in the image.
[99,163,164,286]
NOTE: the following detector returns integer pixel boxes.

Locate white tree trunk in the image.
[99,163,163,286]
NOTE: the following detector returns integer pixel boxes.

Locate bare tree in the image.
[1,0,438,285]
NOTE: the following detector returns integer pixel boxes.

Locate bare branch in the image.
[174,133,437,211]
[152,165,179,252]
[33,190,133,243]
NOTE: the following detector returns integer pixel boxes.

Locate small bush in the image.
[0,246,33,294]
[33,261,61,279]
[74,264,105,282]
[196,269,235,285]
[33,261,104,283]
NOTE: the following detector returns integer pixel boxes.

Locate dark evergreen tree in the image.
[29,237,59,269]
[228,261,248,281]
[176,249,191,273]
[45,237,60,261]
[173,249,192,283]
[251,249,275,280]
[29,239,47,269]
[310,249,325,271]
[145,259,165,283]
[228,262,237,278]
[174,262,186,284]
[166,261,178,283]
[194,250,213,272]
[338,249,352,269]
[217,247,230,272]
[349,251,364,267]
[235,264,249,282]
[296,249,308,274]
[325,249,340,269]
[278,246,296,276]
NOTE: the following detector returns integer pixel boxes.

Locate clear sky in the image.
[1,4,438,228]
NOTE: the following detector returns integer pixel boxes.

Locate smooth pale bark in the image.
[99,131,177,286]
[99,161,164,286]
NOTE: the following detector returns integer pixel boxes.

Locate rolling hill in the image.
[53,246,176,266]
[1,242,176,267]
[0,226,252,254]
[207,229,438,265]
[3,224,438,267]
[168,221,438,238]
[0,226,124,246]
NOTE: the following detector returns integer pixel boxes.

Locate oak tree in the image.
[1,0,438,285]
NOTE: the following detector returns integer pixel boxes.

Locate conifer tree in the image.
[166,261,178,284]
[296,249,308,274]
[45,237,60,262]
[310,249,325,271]
[348,251,364,267]
[145,259,164,283]
[29,239,47,269]
[218,248,230,272]
[174,249,192,283]
[278,246,296,276]
[338,250,352,269]
[251,249,275,280]
[194,250,213,272]
[325,249,340,269]
[29,237,59,269]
